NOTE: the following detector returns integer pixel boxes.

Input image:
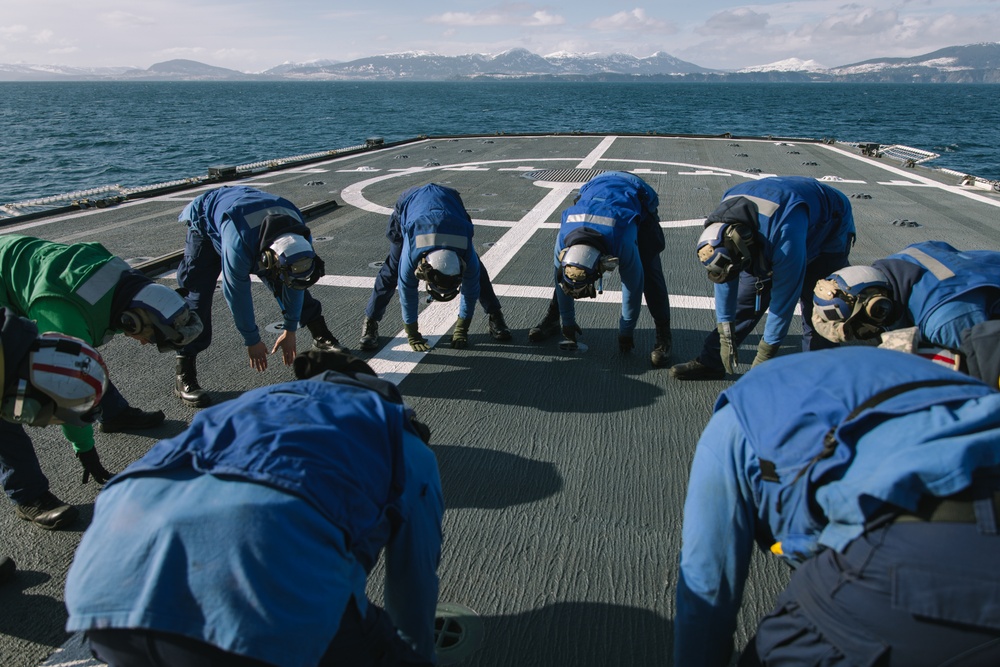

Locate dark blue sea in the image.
[2,81,998,204]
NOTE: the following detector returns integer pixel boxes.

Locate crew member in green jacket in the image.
[0,236,202,514]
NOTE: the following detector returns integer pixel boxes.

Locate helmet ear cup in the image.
[260,249,277,273]
[864,294,894,324]
[120,310,142,334]
[724,223,754,270]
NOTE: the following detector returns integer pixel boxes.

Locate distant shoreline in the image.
[2,75,999,84]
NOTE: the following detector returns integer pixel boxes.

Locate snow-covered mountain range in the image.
[2,43,998,83]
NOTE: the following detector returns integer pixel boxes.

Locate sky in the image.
[1,0,998,72]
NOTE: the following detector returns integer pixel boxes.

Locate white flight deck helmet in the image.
[812,265,898,342]
[1,333,109,427]
[696,222,755,284]
[261,233,319,289]
[557,244,619,299]
[415,249,465,302]
[120,283,204,353]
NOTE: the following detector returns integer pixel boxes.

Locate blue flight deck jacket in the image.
[66,373,444,667]
[393,184,481,324]
[710,176,855,345]
[874,240,1000,350]
[675,347,1000,667]
[554,172,657,335]
[179,186,309,346]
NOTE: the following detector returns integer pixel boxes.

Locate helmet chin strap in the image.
[1,381,55,427]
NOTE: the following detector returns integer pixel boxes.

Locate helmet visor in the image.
[559,244,602,298]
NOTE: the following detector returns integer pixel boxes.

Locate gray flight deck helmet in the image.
[120,283,204,353]
[812,265,898,342]
[557,244,619,299]
[415,249,465,302]
[1,332,109,427]
[696,221,756,284]
[261,232,320,290]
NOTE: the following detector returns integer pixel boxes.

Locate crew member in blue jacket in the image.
[530,172,672,365]
[812,240,1000,351]
[359,183,510,352]
[175,186,343,407]
[676,347,1000,667]
[65,350,443,667]
[672,176,855,380]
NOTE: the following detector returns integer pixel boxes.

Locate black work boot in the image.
[99,407,166,433]
[669,359,725,381]
[359,317,379,351]
[488,311,512,341]
[651,321,673,368]
[14,491,78,530]
[175,355,211,408]
[559,324,583,350]
[306,317,347,353]
[528,298,561,342]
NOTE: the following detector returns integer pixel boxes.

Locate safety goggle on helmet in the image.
[262,233,319,290]
[812,265,897,342]
[696,222,754,284]
[1,333,108,427]
[415,249,465,302]
[558,244,619,299]
[121,283,204,353]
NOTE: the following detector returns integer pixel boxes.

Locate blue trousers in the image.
[0,421,49,504]
[0,381,128,503]
[743,514,1000,666]
[86,598,433,667]
[176,225,323,357]
[364,236,502,321]
[695,250,849,370]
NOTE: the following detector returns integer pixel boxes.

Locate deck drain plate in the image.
[434,602,484,664]
[522,168,607,184]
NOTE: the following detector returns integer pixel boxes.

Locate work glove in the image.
[293,350,376,380]
[404,323,430,352]
[718,322,737,374]
[559,324,582,350]
[450,317,471,349]
[877,327,920,354]
[752,341,780,368]
[77,447,113,486]
[618,335,635,353]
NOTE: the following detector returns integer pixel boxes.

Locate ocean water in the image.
[1,80,998,205]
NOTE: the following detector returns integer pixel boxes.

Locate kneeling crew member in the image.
[66,350,443,667]
[676,346,1000,666]
[813,239,1000,354]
